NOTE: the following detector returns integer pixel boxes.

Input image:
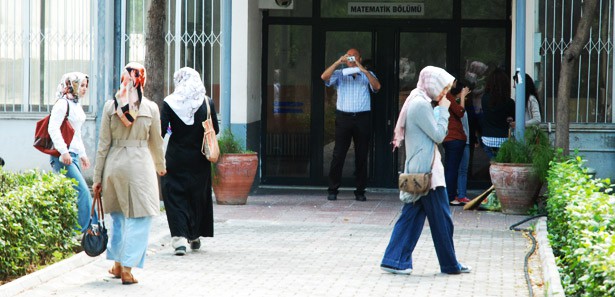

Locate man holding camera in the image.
[321,48,381,201]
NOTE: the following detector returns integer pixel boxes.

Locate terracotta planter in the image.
[213,153,258,205]
[489,162,542,215]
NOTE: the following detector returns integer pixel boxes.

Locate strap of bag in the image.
[205,97,211,120]
[89,190,105,228]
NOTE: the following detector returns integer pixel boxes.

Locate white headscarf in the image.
[164,67,206,125]
[56,72,88,102]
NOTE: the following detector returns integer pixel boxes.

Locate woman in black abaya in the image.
[161,67,219,255]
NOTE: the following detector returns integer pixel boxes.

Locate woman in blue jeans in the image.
[385,66,471,275]
[48,72,97,233]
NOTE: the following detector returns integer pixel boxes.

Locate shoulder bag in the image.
[201,99,220,163]
[398,149,436,194]
[81,189,108,257]
[33,100,74,157]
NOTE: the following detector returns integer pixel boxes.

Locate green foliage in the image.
[0,168,78,281]
[546,156,615,296]
[494,125,555,182]
[217,129,248,156]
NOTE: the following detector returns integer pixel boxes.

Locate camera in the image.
[347,56,356,62]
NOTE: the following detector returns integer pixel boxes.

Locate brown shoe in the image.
[108,265,121,279]
[121,271,139,285]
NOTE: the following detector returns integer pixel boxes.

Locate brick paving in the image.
[6,188,535,297]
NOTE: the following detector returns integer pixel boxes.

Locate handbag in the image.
[81,190,108,257]
[201,99,220,163]
[33,100,74,157]
[398,149,436,194]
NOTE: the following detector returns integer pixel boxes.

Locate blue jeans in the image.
[443,140,465,201]
[457,144,470,198]
[107,212,152,268]
[381,187,462,274]
[50,152,97,232]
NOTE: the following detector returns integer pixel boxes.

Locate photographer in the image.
[321,48,380,201]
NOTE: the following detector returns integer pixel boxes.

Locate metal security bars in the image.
[121,0,221,100]
[540,0,614,123]
[0,0,94,112]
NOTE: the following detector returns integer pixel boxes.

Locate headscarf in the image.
[56,72,89,103]
[163,67,206,125]
[114,62,147,127]
[392,66,455,150]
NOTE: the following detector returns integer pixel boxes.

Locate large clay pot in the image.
[213,153,258,205]
[489,162,542,215]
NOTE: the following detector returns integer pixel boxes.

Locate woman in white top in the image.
[48,72,95,233]
[523,74,541,126]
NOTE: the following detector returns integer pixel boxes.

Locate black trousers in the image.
[328,111,371,195]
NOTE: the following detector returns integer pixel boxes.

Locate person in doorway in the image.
[48,72,96,233]
[382,66,471,275]
[443,79,472,206]
[321,48,381,201]
[92,62,166,285]
[160,67,219,256]
[480,68,515,159]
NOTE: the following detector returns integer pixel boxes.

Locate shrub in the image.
[546,156,615,296]
[0,168,78,281]
[494,125,554,182]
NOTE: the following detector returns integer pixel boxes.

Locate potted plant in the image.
[212,129,258,205]
[489,125,554,214]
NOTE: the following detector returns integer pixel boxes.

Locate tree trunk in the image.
[144,0,166,109]
[555,0,599,154]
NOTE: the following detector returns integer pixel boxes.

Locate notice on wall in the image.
[348,2,424,16]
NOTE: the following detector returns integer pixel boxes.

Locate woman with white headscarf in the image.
[382,66,471,276]
[160,67,219,256]
[48,72,95,233]
[93,62,166,285]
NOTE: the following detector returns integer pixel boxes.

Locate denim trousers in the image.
[107,212,152,269]
[381,187,461,274]
[50,152,97,232]
[457,144,470,198]
[443,140,466,201]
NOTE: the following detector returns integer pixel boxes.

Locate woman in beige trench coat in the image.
[93,62,166,285]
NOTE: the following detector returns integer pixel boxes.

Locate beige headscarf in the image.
[392,66,455,150]
[114,62,147,127]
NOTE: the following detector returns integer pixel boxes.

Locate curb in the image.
[535,217,566,296]
[0,214,170,297]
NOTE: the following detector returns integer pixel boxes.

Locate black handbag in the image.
[81,190,108,257]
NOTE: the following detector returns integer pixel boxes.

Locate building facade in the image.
[1,0,613,188]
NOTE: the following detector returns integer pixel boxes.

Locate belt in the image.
[112,139,148,147]
[335,110,370,117]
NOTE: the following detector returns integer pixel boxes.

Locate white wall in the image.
[231,0,262,125]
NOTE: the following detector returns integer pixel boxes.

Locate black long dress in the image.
[160,98,219,241]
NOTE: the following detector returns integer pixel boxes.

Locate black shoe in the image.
[190,239,201,250]
[327,193,337,201]
[174,246,186,256]
[355,193,367,201]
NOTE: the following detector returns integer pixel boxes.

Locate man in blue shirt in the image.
[321,48,381,201]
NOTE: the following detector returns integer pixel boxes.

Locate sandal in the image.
[108,265,121,279]
[121,271,138,285]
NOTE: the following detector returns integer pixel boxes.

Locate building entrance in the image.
[262,6,510,189]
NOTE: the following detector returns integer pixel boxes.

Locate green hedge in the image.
[0,168,78,281]
[546,157,615,296]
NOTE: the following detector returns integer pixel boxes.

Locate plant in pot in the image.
[489,125,554,214]
[212,129,258,205]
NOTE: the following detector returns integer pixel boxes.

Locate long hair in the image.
[525,74,540,114]
[484,68,510,108]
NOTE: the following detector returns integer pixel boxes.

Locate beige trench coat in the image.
[93,98,166,218]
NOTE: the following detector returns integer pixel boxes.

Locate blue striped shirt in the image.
[325,69,378,112]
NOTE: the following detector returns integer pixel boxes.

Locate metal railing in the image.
[539,0,614,123]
